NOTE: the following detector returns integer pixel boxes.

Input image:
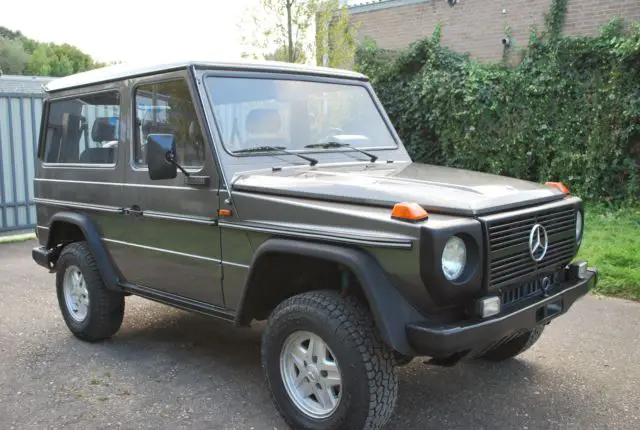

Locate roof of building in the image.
[348,0,428,13]
[44,59,368,93]
[0,74,54,94]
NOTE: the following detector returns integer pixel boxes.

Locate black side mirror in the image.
[147,133,177,180]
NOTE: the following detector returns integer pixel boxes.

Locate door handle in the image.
[124,205,143,217]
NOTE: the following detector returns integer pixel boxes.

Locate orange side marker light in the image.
[219,209,233,217]
[545,181,570,194]
[391,202,429,222]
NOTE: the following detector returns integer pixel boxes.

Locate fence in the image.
[0,93,45,233]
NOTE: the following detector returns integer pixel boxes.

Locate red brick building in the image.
[347,0,640,62]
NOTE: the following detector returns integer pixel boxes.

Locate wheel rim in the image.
[280,330,342,419]
[63,265,89,322]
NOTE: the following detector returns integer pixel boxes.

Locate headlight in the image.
[576,211,583,243]
[442,236,467,281]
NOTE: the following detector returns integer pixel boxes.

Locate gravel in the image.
[1,241,639,429]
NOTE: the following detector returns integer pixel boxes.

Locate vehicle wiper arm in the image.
[305,141,378,163]
[234,146,318,166]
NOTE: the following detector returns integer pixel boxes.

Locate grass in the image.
[578,204,640,301]
[0,232,36,244]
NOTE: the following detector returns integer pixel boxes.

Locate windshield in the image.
[204,76,397,154]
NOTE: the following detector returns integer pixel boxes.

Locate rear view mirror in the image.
[147,133,177,180]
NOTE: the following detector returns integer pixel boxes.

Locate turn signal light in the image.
[218,209,233,217]
[545,181,570,194]
[391,202,428,222]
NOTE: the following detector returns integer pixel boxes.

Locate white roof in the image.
[44,59,367,92]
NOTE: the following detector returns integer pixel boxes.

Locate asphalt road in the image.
[1,241,639,430]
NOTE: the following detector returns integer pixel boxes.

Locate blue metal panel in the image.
[0,93,45,232]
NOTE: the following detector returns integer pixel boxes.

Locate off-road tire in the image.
[56,241,124,342]
[393,351,414,367]
[261,290,398,430]
[478,325,545,362]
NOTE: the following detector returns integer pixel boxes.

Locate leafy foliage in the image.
[315,0,360,69]
[0,26,105,77]
[240,0,359,67]
[0,37,30,74]
[355,19,640,203]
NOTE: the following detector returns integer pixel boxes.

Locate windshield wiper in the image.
[234,146,318,166]
[304,141,378,163]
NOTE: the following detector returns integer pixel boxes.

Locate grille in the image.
[483,203,576,289]
[501,274,556,307]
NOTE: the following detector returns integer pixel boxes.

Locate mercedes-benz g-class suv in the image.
[32,60,597,430]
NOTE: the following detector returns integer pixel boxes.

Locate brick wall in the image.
[349,0,640,62]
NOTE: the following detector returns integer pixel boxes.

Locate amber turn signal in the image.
[218,209,233,217]
[391,202,429,222]
[545,181,570,194]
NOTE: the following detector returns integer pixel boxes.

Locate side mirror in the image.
[147,133,177,180]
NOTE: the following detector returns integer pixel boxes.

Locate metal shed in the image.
[0,74,53,232]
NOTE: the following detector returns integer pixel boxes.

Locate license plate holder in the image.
[536,298,564,323]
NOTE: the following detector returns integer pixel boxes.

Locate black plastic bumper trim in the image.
[406,268,597,358]
[32,246,53,269]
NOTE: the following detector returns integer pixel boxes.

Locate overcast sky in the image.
[3,0,364,64]
[3,0,254,63]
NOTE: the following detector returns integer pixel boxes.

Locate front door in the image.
[114,71,224,307]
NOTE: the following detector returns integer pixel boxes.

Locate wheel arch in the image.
[235,238,422,356]
[46,211,122,291]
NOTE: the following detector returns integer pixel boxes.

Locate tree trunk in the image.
[287,0,294,62]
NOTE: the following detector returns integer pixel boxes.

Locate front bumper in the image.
[406,264,598,358]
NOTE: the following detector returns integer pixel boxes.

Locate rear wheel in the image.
[478,325,545,362]
[262,290,398,430]
[56,242,125,342]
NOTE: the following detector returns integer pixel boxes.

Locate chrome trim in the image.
[32,197,123,214]
[218,221,413,249]
[37,225,50,230]
[34,178,201,191]
[102,238,250,267]
[143,210,218,226]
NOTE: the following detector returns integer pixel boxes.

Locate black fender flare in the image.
[235,238,423,356]
[47,211,123,292]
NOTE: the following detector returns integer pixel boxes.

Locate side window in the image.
[134,80,205,168]
[42,91,120,164]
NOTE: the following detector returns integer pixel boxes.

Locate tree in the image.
[0,37,29,75]
[240,0,360,68]
[240,0,319,63]
[315,0,360,69]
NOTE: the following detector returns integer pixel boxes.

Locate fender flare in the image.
[47,211,123,291]
[235,238,423,356]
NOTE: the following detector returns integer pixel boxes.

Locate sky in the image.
[2,0,255,63]
[2,0,364,65]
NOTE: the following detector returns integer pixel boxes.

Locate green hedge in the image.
[355,19,640,203]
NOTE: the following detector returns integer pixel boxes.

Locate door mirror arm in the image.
[165,150,190,177]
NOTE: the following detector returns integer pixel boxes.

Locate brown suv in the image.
[31,60,598,430]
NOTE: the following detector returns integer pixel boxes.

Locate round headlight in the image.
[442,236,467,281]
[576,211,583,243]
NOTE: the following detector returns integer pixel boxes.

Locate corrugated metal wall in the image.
[0,93,44,232]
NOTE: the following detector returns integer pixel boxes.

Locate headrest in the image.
[246,109,282,134]
[91,117,118,142]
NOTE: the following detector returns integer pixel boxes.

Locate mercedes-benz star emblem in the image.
[528,224,548,262]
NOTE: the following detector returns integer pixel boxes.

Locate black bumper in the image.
[406,266,598,358]
[32,245,54,270]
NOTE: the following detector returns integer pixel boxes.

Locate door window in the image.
[134,80,205,168]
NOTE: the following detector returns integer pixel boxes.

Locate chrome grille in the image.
[483,203,577,289]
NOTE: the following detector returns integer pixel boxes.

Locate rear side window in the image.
[42,91,120,165]
[134,80,205,168]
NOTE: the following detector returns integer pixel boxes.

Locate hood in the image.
[231,162,566,217]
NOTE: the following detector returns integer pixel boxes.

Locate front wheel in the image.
[261,290,398,430]
[56,241,125,342]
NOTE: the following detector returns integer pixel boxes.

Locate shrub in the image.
[355,19,640,203]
